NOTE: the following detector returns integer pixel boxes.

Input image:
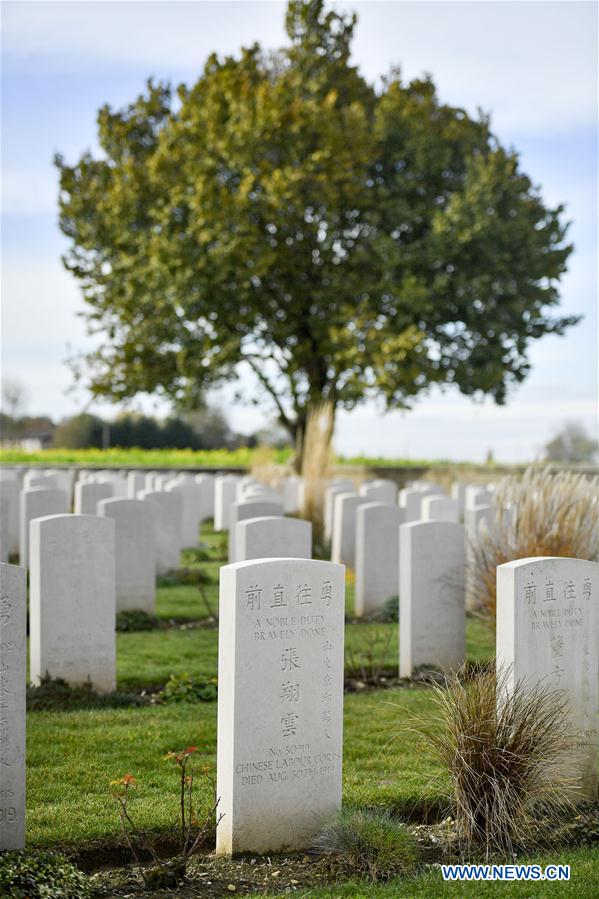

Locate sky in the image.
[1,0,597,462]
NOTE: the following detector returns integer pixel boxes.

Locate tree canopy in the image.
[56,0,576,446]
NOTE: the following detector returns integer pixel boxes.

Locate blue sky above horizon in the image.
[2,0,597,462]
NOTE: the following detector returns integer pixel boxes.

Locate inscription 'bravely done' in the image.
[253,614,328,641]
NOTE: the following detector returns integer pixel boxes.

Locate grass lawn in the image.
[25,521,598,896]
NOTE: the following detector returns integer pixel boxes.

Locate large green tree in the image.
[56,0,576,452]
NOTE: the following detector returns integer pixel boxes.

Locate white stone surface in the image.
[331,493,366,566]
[0,495,9,562]
[139,490,183,574]
[465,504,494,610]
[359,480,398,504]
[214,476,241,531]
[421,495,459,523]
[282,477,304,514]
[323,485,348,542]
[165,479,204,547]
[29,514,116,692]
[127,471,146,498]
[74,481,114,515]
[465,485,492,511]
[497,557,599,801]
[195,474,215,517]
[228,500,284,563]
[216,557,345,855]
[0,479,19,555]
[235,516,312,562]
[399,521,466,677]
[355,503,404,616]
[0,562,26,849]
[398,489,423,522]
[24,474,57,491]
[97,498,156,613]
[23,471,56,490]
[450,482,468,518]
[19,488,68,568]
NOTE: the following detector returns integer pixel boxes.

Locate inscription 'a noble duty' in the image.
[497,557,599,801]
[216,558,345,855]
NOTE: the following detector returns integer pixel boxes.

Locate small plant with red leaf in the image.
[109,746,222,889]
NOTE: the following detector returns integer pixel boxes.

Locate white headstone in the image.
[0,479,19,555]
[214,476,240,531]
[165,479,204,547]
[465,504,494,610]
[74,481,113,515]
[359,480,398,505]
[324,485,349,542]
[228,500,284,563]
[19,488,68,568]
[127,471,146,498]
[497,557,599,800]
[29,514,116,692]
[0,495,9,563]
[355,503,404,616]
[139,490,182,574]
[24,474,57,491]
[216,557,345,855]
[282,477,304,514]
[451,482,468,518]
[23,471,56,490]
[421,495,459,523]
[465,485,492,511]
[0,562,26,849]
[331,493,366,566]
[97,498,156,613]
[195,474,215,517]
[235,516,312,562]
[399,521,466,677]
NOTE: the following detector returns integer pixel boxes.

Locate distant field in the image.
[0,446,291,468]
[0,446,492,469]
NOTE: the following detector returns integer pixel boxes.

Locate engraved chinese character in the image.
[245,585,262,611]
[582,578,591,600]
[552,664,565,683]
[564,580,576,602]
[281,647,300,672]
[524,583,537,604]
[322,655,332,670]
[281,712,299,737]
[323,673,333,688]
[550,634,564,659]
[321,580,332,607]
[544,580,555,602]
[321,690,332,704]
[270,583,286,608]
[296,583,312,606]
[322,640,333,652]
[280,681,300,703]
[322,709,332,725]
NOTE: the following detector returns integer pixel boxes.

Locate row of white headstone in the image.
[1,553,596,853]
[0,468,218,568]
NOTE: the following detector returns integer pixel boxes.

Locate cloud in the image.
[2,1,596,137]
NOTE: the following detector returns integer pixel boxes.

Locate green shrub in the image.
[115,609,158,632]
[313,808,419,881]
[377,595,399,622]
[27,675,143,711]
[161,672,218,703]
[0,849,91,898]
